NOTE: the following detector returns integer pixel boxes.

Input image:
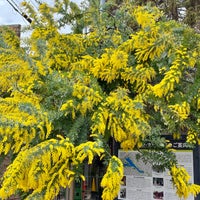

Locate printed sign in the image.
[118,150,194,200]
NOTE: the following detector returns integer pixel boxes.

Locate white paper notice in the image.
[118,150,194,200]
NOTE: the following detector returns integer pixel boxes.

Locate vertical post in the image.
[69,181,74,200]
[194,145,200,200]
[65,181,74,200]
[65,187,69,200]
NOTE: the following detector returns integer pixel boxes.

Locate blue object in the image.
[124,157,144,174]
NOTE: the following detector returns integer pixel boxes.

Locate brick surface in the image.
[0,24,21,37]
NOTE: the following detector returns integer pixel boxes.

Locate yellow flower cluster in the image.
[60,99,76,118]
[132,28,165,62]
[168,101,190,121]
[83,31,101,52]
[131,7,165,62]
[121,63,156,93]
[30,16,85,70]
[186,130,198,144]
[133,6,163,29]
[46,34,85,70]
[170,165,200,199]
[0,2,199,200]
[0,97,52,154]
[75,55,94,72]
[111,30,123,46]
[90,49,128,83]
[91,107,108,135]
[0,138,75,200]
[75,140,105,164]
[80,51,155,94]
[152,47,189,98]
[0,125,35,154]
[91,88,150,150]
[0,27,20,49]
[60,83,102,117]
[172,132,181,140]
[0,53,37,93]
[197,97,200,111]
[101,156,124,200]
[72,84,103,115]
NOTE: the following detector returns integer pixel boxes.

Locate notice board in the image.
[118,150,194,200]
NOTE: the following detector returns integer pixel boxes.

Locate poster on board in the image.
[118,150,194,200]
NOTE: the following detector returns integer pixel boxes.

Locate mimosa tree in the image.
[0,0,200,199]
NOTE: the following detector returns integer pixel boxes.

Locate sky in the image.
[0,0,83,26]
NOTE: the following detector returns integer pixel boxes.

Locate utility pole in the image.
[6,0,32,24]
